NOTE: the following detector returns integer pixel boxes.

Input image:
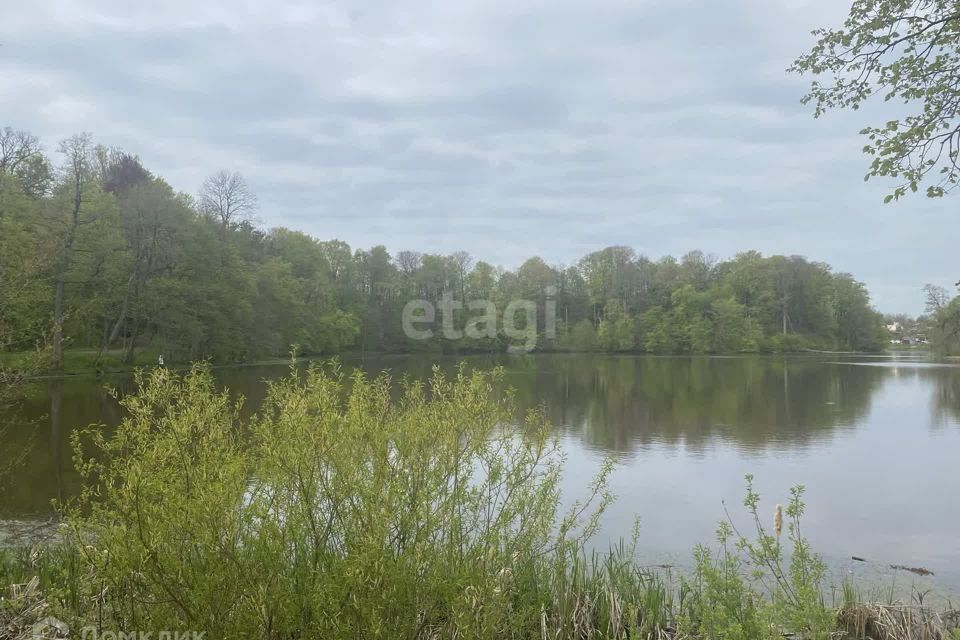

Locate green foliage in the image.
[711,297,761,352]
[734,477,834,638]
[567,252,884,355]
[678,476,834,640]
[0,169,51,479]
[597,301,636,351]
[792,0,960,200]
[561,319,600,351]
[926,293,960,355]
[764,333,814,353]
[639,307,677,353]
[62,363,615,638]
[687,526,771,640]
[0,127,889,367]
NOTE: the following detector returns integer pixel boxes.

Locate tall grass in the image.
[1,362,957,639]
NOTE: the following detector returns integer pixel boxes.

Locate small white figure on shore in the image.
[158,354,165,367]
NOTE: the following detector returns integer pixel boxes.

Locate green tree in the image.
[668,285,712,353]
[562,319,599,351]
[48,134,124,369]
[792,0,960,200]
[0,127,893,363]
[597,300,635,351]
[830,273,885,350]
[710,297,761,353]
[639,307,675,353]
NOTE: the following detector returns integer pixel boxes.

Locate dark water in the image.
[3,353,959,592]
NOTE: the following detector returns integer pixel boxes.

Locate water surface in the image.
[3,353,958,591]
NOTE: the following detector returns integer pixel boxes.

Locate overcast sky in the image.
[1,0,954,314]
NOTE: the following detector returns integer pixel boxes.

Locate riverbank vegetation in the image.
[792,0,960,359]
[916,285,960,356]
[0,126,888,373]
[1,364,957,639]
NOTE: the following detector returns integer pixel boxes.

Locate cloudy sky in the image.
[1,0,954,313]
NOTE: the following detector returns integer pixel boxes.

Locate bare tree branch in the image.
[198,170,257,228]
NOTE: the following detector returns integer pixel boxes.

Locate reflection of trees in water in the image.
[498,355,889,455]
[138,356,886,456]
[0,376,128,518]
[9,355,955,518]
[829,363,960,430]
[0,398,35,488]
[921,366,960,429]
[49,379,63,507]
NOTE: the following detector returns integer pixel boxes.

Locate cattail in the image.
[774,503,783,539]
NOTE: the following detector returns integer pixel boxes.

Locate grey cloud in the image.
[0,0,953,313]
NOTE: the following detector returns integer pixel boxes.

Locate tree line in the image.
[0,127,888,369]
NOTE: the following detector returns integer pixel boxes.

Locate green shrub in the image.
[678,475,834,640]
[63,362,614,638]
[762,333,812,353]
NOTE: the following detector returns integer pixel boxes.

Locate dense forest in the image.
[0,127,888,369]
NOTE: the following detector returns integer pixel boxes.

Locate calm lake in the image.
[3,353,959,592]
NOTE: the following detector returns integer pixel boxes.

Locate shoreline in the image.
[3,347,919,381]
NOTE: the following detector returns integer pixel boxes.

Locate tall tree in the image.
[105,180,183,363]
[0,128,48,208]
[449,251,473,301]
[50,134,95,369]
[198,170,257,228]
[98,148,152,194]
[0,127,40,174]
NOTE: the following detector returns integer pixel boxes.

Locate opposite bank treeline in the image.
[0,127,888,369]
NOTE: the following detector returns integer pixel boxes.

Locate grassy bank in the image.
[0,348,163,376]
[4,543,957,640]
[1,363,957,639]
[0,342,898,379]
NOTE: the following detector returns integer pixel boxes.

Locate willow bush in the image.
[63,362,613,638]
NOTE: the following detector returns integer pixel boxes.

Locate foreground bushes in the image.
[60,362,618,637]
[2,363,957,638]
